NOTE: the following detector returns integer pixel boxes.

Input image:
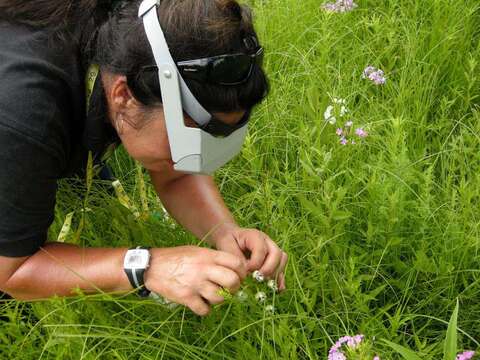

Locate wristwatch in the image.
[123,246,151,297]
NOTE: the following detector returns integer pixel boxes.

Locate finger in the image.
[259,239,282,278]
[279,273,286,292]
[243,234,268,272]
[277,252,288,279]
[206,266,241,293]
[185,295,211,317]
[199,282,225,306]
[213,251,247,280]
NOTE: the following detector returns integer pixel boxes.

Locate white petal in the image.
[324,105,333,120]
[328,116,337,125]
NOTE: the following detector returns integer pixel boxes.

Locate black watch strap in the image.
[124,247,151,298]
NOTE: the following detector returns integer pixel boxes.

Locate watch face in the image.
[124,249,150,269]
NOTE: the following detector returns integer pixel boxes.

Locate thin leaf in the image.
[443,299,459,360]
[382,339,423,360]
[112,179,140,218]
[57,212,75,243]
[86,151,94,195]
[136,162,149,217]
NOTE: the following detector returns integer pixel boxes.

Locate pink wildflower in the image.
[321,0,358,13]
[340,137,348,145]
[345,121,353,127]
[373,357,381,360]
[369,70,386,85]
[362,66,376,78]
[456,351,475,360]
[328,335,365,360]
[355,128,368,138]
[328,352,347,360]
[362,66,387,85]
[336,128,344,136]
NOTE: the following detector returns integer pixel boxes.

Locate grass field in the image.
[2,0,480,358]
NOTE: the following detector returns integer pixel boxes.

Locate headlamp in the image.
[138,0,252,174]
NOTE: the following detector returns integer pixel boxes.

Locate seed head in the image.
[255,291,267,303]
[267,279,278,292]
[265,304,275,313]
[236,290,248,302]
[252,270,265,282]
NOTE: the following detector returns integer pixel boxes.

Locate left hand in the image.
[212,224,288,291]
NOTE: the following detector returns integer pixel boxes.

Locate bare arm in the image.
[0,241,247,315]
[1,243,131,300]
[149,170,288,290]
[149,171,237,245]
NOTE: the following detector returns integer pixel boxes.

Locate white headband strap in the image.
[138,0,212,125]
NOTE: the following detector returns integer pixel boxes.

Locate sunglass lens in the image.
[210,55,252,84]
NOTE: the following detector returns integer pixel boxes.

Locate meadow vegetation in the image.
[1,0,480,358]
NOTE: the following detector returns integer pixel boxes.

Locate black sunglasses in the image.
[131,46,264,88]
[176,47,264,86]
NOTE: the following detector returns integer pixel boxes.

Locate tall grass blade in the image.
[382,340,423,360]
[443,300,459,360]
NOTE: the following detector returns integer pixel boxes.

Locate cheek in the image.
[142,122,171,158]
[119,121,172,163]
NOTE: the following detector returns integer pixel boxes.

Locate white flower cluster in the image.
[324,97,349,125]
[250,271,280,314]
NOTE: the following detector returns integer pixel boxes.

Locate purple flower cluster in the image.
[322,0,358,13]
[362,66,387,85]
[328,335,363,360]
[336,121,368,145]
[328,335,380,360]
[355,128,368,138]
[457,351,475,360]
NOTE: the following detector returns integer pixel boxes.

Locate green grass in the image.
[2,0,480,358]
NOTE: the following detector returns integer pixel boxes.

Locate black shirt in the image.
[0,22,117,257]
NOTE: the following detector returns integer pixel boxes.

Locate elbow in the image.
[0,254,30,299]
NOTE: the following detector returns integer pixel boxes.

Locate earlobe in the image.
[113,113,125,135]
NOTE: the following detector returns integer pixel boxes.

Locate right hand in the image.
[144,246,247,316]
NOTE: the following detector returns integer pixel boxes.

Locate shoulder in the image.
[0,21,80,72]
[0,21,85,161]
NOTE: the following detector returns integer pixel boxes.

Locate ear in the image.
[106,75,139,115]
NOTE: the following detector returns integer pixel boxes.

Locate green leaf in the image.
[86,151,94,194]
[57,211,75,243]
[382,339,423,360]
[414,250,438,274]
[443,299,459,360]
[136,162,149,216]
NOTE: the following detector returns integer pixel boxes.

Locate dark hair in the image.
[92,0,268,113]
[0,0,101,29]
[0,0,269,114]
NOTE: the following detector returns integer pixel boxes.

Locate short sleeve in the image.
[0,24,72,257]
[0,21,85,257]
[0,122,61,257]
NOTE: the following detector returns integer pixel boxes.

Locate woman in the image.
[0,0,287,316]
